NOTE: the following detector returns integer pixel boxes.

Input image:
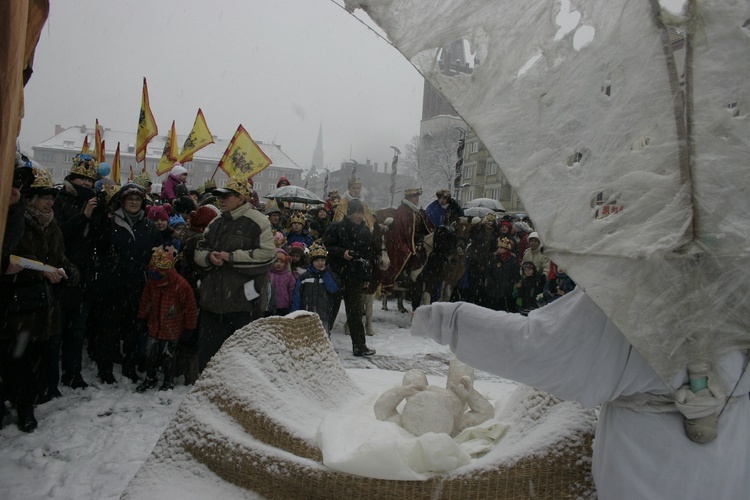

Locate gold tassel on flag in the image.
[215,125,272,180]
[156,120,179,176]
[178,109,214,163]
[81,135,90,154]
[136,77,158,164]
[112,142,121,182]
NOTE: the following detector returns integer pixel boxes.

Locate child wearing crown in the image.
[136,246,198,392]
[291,243,341,337]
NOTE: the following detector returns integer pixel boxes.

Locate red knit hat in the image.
[189,205,220,232]
[147,204,170,222]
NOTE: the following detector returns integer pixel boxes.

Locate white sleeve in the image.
[412,287,642,407]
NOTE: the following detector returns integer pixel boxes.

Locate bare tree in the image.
[401,127,458,199]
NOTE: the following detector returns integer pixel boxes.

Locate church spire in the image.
[310,121,324,175]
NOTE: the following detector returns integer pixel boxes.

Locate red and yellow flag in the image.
[129,165,134,181]
[156,121,179,176]
[112,142,121,182]
[217,125,272,180]
[94,119,105,162]
[81,135,90,154]
[178,109,214,163]
[136,77,158,163]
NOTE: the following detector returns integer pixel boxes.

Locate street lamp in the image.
[453,126,467,200]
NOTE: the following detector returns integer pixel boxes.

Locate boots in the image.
[353,345,376,357]
[160,354,176,391]
[136,376,158,393]
[16,404,38,433]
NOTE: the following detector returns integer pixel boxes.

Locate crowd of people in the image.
[1,152,571,433]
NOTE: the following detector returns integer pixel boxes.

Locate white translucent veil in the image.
[344,0,750,385]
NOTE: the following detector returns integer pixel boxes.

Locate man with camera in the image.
[323,199,376,356]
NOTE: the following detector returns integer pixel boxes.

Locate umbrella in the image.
[264,185,325,204]
[463,206,496,218]
[463,198,506,212]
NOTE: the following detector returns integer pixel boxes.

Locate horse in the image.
[408,224,460,308]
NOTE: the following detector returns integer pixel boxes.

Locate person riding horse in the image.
[381,187,434,296]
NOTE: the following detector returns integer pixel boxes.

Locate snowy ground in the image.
[0,301,516,499]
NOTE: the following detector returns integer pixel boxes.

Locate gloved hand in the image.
[411,302,462,346]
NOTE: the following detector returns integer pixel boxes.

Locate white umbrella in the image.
[463,198,506,212]
[264,185,325,204]
[463,206,495,218]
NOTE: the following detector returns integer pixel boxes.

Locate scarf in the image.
[401,199,420,212]
[25,204,55,228]
[124,210,144,228]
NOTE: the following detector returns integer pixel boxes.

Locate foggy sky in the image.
[18,0,424,173]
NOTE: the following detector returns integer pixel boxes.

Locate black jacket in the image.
[322,217,372,280]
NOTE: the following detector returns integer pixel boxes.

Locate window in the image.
[255,182,262,191]
[464,165,473,179]
[205,165,211,173]
[63,140,75,147]
[487,160,497,175]
[184,162,192,171]
[485,187,499,200]
[39,152,54,162]
[128,143,135,153]
[220,179,227,187]
[62,169,69,178]
[269,170,278,179]
[64,155,75,163]
[470,141,478,153]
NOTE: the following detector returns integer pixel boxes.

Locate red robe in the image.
[382,201,433,289]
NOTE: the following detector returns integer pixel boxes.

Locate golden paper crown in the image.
[327,190,339,199]
[483,212,497,224]
[497,237,513,250]
[309,243,328,260]
[290,213,305,225]
[134,169,152,189]
[27,165,57,195]
[70,154,99,180]
[348,177,362,187]
[222,177,251,198]
[149,246,176,270]
[404,187,422,197]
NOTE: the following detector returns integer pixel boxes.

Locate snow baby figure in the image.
[268,248,296,316]
[291,243,341,337]
[373,359,494,437]
[136,246,198,392]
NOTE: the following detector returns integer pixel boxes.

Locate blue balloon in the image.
[99,162,111,176]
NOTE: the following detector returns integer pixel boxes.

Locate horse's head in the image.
[434,226,459,266]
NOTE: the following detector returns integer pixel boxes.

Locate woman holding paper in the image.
[0,166,78,432]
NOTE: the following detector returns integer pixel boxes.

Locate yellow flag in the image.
[81,135,90,154]
[178,109,214,162]
[112,142,121,182]
[218,125,272,180]
[136,77,158,163]
[156,121,179,176]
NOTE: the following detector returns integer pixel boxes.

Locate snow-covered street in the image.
[0,302,515,499]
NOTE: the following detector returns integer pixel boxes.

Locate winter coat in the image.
[86,208,162,302]
[1,198,26,276]
[286,230,315,248]
[543,273,576,304]
[322,216,372,282]
[488,252,519,312]
[522,247,550,280]
[0,212,78,341]
[137,269,198,341]
[291,264,341,329]
[514,272,546,312]
[53,180,97,306]
[413,288,750,500]
[269,266,296,311]
[161,174,184,202]
[194,202,276,314]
